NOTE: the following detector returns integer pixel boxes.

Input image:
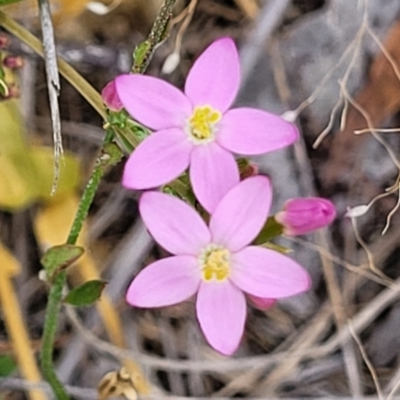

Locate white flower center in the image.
[198,244,230,282]
[187,105,221,144]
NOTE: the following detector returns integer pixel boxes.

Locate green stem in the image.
[132,0,176,73]
[40,134,121,399]
[40,271,69,400]
[66,155,106,245]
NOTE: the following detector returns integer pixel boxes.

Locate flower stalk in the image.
[132,0,176,73]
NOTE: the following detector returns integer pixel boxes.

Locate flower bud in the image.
[275,197,336,236]
[0,35,9,49]
[247,295,276,310]
[240,162,259,180]
[101,80,123,111]
[3,55,24,69]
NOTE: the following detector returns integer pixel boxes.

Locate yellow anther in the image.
[188,105,221,141]
[200,248,230,282]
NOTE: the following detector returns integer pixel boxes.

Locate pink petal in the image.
[190,142,239,214]
[101,80,123,111]
[126,256,201,307]
[209,176,272,252]
[230,246,312,298]
[122,128,192,189]
[247,295,276,310]
[196,280,246,355]
[217,108,299,155]
[185,37,240,113]
[139,191,211,256]
[115,74,192,130]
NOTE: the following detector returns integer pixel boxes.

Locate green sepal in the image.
[41,244,84,279]
[107,109,129,128]
[126,119,150,142]
[254,216,284,244]
[0,355,16,377]
[237,157,250,172]
[101,142,123,166]
[63,280,107,307]
[163,173,196,204]
[259,241,292,254]
[107,110,150,154]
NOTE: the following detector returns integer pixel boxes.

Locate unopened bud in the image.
[248,295,276,310]
[240,162,259,180]
[0,35,9,49]
[276,197,336,236]
[101,80,123,111]
[3,55,24,69]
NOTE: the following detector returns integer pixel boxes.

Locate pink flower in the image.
[275,197,336,236]
[114,37,299,213]
[102,80,123,111]
[126,176,311,355]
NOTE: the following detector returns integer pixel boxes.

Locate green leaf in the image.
[0,355,16,377]
[41,244,84,278]
[133,40,152,69]
[0,0,23,6]
[254,216,284,244]
[64,280,107,307]
[102,142,123,166]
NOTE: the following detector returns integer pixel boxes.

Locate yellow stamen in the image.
[188,105,221,141]
[200,247,230,282]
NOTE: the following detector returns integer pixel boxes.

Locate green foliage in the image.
[254,217,284,244]
[0,355,16,376]
[41,244,84,279]
[0,0,22,6]
[133,40,152,69]
[64,280,107,307]
[260,241,292,254]
[107,110,150,154]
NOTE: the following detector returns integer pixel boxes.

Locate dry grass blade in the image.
[37,0,62,195]
[0,245,47,400]
[348,321,383,400]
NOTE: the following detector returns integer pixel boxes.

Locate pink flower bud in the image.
[275,197,336,236]
[101,80,123,111]
[247,295,276,310]
[0,35,9,49]
[3,56,23,69]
